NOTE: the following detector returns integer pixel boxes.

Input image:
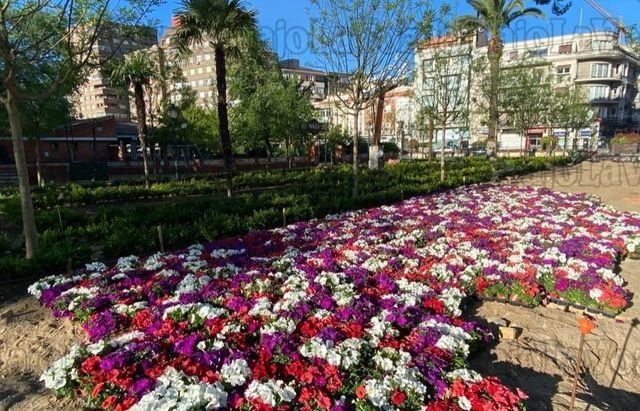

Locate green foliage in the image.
[500,60,555,137]
[0,156,580,281]
[229,36,314,158]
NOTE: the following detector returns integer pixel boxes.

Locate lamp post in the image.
[169,106,179,180]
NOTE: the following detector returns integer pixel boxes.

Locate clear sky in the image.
[150,0,639,66]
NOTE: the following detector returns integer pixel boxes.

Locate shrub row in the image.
[0,156,579,281]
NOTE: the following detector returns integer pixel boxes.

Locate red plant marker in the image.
[569,315,596,411]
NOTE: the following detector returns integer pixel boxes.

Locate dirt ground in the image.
[1,160,639,411]
[471,160,640,411]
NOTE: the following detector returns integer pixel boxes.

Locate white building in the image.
[414,30,640,152]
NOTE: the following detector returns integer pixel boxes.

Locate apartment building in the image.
[500,31,639,150]
[414,35,475,151]
[279,59,331,102]
[314,85,413,146]
[75,26,158,121]
[415,31,640,152]
[158,16,219,107]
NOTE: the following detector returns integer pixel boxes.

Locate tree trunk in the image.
[35,139,44,187]
[369,92,386,170]
[214,45,234,198]
[487,37,503,157]
[4,84,38,258]
[352,108,360,197]
[263,128,272,170]
[286,136,292,170]
[440,123,447,182]
[134,83,150,188]
[428,117,435,160]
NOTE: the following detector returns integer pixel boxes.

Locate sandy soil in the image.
[1,160,639,410]
[470,160,640,411]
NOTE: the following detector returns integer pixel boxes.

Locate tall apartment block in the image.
[74,26,158,121]
[159,17,219,107]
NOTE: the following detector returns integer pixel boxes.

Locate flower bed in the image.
[30,184,640,410]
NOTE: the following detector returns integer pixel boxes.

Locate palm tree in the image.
[454,0,543,156]
[174,0,258,197]
[108,52,159,188]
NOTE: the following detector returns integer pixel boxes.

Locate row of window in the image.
[186,66,214,76]
[587,85,626,100]
[283,72,327,83]
[507,39,612,60]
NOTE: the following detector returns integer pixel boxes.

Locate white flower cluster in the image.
[211,248,245,259]
[245,380,296,407]
[85,261,107,273]
[116,255,139,272]
[40,345,82,390]
[132,367,227,411]
[174,274,211,296]
[626,236,640,253]
[86,331,146,355]
[143,253,164,271]
[299,337,363,370]
[27,274,85,299]
[421,319,473,357]
[162,303,227,321]
[220,359,252,387]
[367,310,398,345]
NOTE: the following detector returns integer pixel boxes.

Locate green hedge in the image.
[0,156,579,281]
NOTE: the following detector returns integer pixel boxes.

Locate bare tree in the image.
[415,38,472,182]
[309,0,431,195]
[0,0,160,258]
[552,84,593,152]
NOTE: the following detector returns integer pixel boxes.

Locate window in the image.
[530,48,548,58]
[558,44,572,54]
[591,63,609,78]
[593,40,609,51]
[557,65,571,76]
[509,51,519,60]
[588,85,609,100]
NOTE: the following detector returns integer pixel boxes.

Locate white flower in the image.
[458,396,472,410]
[131,367,227,411]
[40,345,82,390]
[220,359,251,387]
[589,288,603,301]
[245,380,296,406]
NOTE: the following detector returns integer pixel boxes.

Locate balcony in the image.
[575,46,628,61]
[590,96,622,104]
[575,74,625,83]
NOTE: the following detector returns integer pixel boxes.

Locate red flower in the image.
[391,390,407,406]
[91,382,105,398]
[423,297,445,314]
[80,356,102,375]
[101,395,118,409]
[132,309,153,329]
[356,385,367,399]
[115,396,137,411]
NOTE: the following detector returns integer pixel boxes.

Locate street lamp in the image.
[169,106,179,180]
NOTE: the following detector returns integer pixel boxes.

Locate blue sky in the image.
[150,0,638,66]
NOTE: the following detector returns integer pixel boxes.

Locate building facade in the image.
[74,26,158,121]
[415,31,640,152]
[313,86,413,148]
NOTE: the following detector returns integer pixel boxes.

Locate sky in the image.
[149,0,639,67]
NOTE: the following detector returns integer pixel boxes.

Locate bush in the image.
[0,156,580,281]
